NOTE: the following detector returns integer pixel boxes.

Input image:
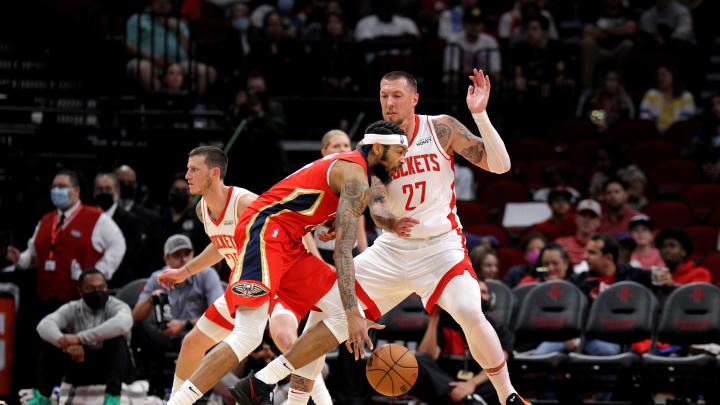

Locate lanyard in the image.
[48,205,81,260]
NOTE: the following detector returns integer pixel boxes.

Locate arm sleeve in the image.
[17,222,40,269]
[471,112,511,173]
[92,213,126,281]
[36,303,73,347]
[77,300,133,345]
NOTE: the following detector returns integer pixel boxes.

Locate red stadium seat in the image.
[550,119,597,144]
[496,247,526,281]
[629,140,678,170]
[649,159,699,193]
[523,160,574,189]
[456,201,488,226]
[665,120,702,148]
[509,138,555,164]
[607,120,658,145]
[643,201,694,229]
[701,253,720,286]
[478,181,530,213]
[470,167,517,189]
[464,224,509,246]
[684,225,719,258]
[709,207,720,228]
[682,184,720,218]
[567,139,599,169]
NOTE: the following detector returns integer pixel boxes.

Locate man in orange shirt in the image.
[556,199,602,266]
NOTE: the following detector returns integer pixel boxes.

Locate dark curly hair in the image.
[361,120,405,155]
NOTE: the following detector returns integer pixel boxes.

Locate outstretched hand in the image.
[157,267,189,290]
[466,68,491,114]
[345,307,385,361]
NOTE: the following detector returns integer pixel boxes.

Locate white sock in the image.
[287,388,311,405]
[167,380,203,405]
[485,361,515,404]
[310,376,332,405]
[255,355,295,385]
[171,375,184,395]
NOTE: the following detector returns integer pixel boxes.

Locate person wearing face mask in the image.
[160,174,208,256]
[32,269,134,405]
[94,173,146,288]
[6,170,126,313]
[411,279,512,405]
[503,232,546,288]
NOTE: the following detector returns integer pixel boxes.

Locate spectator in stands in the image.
[6,170,126,315]
[533,166,580,203]
[228,1,252,58]
[504,232,547,288]
[556,199,603,267]
[518,243,575,285]
[443,6,501,94]
[639,0,695,46]
[693,93,720,152]
[697,149,720,184]
[628,215,666,269]
[656,229,712,284]
[354,1,420,43]
[639,64,696,133]
[499,0,559,43]
[437,0,478,40]
[411,279,512,405]
[588,143,627,200]
[248,11,300,93]
[470,245,499,280]
[159,174,208,254]
[246,71,286,133]
[161,63,187,93]
[532,187,577,242]
[454,160,476,201]
[33,269,134,405]
[617,165,649,211]
[132,234,223,392]
[93,173,146,289]
[579,0,637,88]
[126,0,217,94]
[576,69,635,132]
[314,12,359,95]
[617,236,637,266]
[598,178,643,239]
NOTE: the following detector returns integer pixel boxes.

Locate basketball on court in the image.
[365,343,419,397]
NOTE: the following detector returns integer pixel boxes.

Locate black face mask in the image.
[95,193,115,211]
[119,182,137,200]
[169,190,190,212]
[83,290,109,311]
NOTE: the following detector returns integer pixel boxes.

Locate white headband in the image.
[363,133,408,147]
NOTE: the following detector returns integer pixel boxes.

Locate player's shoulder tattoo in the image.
[431,115,452,149]
[195,200,203,223]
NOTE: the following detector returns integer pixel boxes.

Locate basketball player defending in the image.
[229,69,531,405]
[155,146,333,403]
[167,122,409,405]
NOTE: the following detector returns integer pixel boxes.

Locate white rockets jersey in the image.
[200,186,252,270]
[381,114,463,240]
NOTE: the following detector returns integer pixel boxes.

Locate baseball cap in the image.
[463,7,484,24]
[576,199,602,217]
[164,234,193,255]
[548,187,573,203]
[629,214,654,231]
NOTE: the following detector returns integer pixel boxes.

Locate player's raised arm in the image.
[368,175,419,238]
[432,68,510,174]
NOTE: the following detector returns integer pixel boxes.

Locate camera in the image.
[151,292,173,329]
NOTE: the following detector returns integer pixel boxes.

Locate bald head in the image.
[115,165,137,183]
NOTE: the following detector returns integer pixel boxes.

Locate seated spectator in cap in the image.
[517,243,576,285]
[598,178,643,240]
[628,215,665,269]
[532,187,577,242]
[533,166,581,203]
[33,269,134,405]
[504,232,547,288]
[470,245,499,280]
[656,229,712,285]
[556,199,603,267]
[443,6,501,94]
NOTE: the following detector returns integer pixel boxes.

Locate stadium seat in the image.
[478,181,529,214]
[700,253,720,286]
[684,225,719,258]
[455,200,488,226]
[649,159,699,193]
[496,247,526,282]
[665,119,702,148]
[509,138,555,165]
[375,294,429,346]
[641,283,720,396]
[683,184,720,218]
[709,207,720,227]
[523,160,574,189]
[550,119,596,145]
[485,280,515,332]
[643,201,694,229]
[567,139,599,169]
[116,278,147,308]
[629,139,678,170]
[464,224,509,246]
[607,120,658,145]
[511,282,537,312]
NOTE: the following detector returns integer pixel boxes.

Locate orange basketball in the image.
[365,343,418,396]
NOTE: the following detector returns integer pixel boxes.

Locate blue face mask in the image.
[51,187,71,209]
[232,17,249,31]
[277,0,293,12]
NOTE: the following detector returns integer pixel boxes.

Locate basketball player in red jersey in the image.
[167,121,409,405]
[231,69,531,405]
[155,146,333,403]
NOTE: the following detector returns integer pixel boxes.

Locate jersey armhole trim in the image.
[207,186,234,227]
[428,115,452,161]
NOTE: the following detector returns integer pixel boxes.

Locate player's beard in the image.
[370,149,393,185]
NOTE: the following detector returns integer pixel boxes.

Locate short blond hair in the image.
[321,129,350,150]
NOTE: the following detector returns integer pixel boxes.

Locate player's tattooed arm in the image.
[432,115,487,167]
[333,175,369,310]
[289,375,315,392]
[368,175,396,232]
[195,202,204,223]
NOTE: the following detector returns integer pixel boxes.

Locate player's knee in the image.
[453,300,487,329]
[181,326,212,354]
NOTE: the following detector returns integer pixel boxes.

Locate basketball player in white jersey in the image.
[229,69,531,405]
[156,146,333,404]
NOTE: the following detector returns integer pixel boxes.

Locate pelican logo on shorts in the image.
[232,282,269,298]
